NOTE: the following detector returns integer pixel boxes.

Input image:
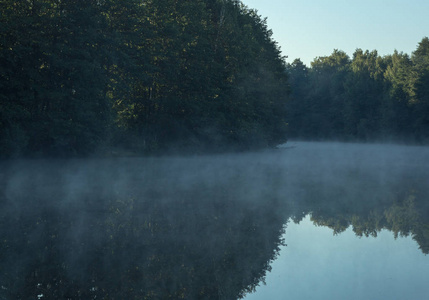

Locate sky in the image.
[242,0,429,66]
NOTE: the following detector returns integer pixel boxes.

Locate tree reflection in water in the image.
[292,155,429,255]
[0,158,287,299]
[1,143,429,299]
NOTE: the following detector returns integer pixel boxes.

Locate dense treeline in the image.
[0,0,289,158]
[286,37,429,143]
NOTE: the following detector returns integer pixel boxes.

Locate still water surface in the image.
[1,141,429,299]
[245,216,429,300]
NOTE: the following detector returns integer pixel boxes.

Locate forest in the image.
[1,0,429,159]
[0,0,288,158]
[286,37,429,143]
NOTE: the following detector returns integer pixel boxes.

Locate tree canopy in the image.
[2,0,429,157]
[0,0,289,158]
[286,37,429,143]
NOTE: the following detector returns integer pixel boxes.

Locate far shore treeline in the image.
[286,38,429,144]
[1,0,429,158]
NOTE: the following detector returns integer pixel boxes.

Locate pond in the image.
[1,142,429,299]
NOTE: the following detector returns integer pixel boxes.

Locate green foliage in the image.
[0,0,113,157]
[0,0,289,158]
[411,37,429,142]
[286,37,429,143]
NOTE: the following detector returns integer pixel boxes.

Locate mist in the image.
[1,141,429,299]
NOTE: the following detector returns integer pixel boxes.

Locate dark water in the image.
[1,142,429,299]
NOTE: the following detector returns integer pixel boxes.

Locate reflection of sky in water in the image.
[2,142,429,298]
[245,215,429,300]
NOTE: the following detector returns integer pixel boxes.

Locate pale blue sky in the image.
[242,0,429,66]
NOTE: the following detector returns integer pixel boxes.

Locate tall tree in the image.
[306,50,350,139]
[1,0,289,157]
[112,0,289,153]
[0,0,113,157]
[382,51,415,138]
[411,37,429,142]
[343,49,385,139]
[285,58,310,138]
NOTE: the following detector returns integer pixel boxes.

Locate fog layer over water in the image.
[1,142,429,299]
